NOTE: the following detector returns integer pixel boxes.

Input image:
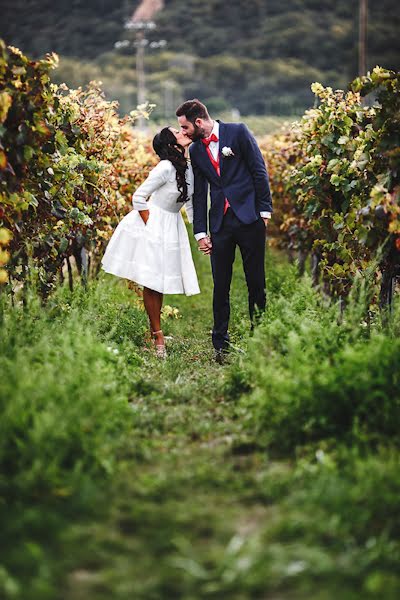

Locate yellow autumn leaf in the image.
[0,149,7,169]
[0,249,10,266]
[0,228,13,245]
[0,91,12,123]
[0,268,8,284]
[388,220,400,234]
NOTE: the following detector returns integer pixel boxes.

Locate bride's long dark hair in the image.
[152,127,188,202]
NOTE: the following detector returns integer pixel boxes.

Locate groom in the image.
[176,99,273,362]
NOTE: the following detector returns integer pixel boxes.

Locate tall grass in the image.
[226,261,400,451]
[1,279,148,499]
[1,252,399,599]
[0,278,148,599]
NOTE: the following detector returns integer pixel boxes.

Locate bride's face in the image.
[169,127,191,148]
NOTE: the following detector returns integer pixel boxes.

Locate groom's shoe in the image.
[214,348,229,365]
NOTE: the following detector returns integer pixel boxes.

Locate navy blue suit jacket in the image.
[189,121,273,235]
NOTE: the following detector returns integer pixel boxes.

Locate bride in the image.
[101,127,200,358]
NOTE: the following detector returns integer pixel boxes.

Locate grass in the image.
[0,238,399,599]
[231,268,400,450]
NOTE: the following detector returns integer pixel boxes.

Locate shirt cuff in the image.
[194,232,208,241]
[132,200,148,211]
[260,212,271,218]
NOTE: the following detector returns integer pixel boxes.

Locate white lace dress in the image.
[101,160,200,296]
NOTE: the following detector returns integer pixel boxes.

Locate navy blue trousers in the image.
[210,208,266,350]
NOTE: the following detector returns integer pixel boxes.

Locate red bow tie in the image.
[202,133,218,147]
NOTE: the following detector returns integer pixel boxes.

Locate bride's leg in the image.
[143,287,164,345]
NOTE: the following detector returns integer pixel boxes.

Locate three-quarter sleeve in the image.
[132,160,172,211]
[183,163,194,223]
[184,198,194,223]
[185,162,194,197]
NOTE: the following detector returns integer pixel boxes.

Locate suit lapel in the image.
[217,120,227,176]
[192,139,220,183]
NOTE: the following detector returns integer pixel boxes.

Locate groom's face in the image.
[178,116,206,142]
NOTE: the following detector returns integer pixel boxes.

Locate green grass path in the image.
[2,241,399,600]
[64,242,275,599]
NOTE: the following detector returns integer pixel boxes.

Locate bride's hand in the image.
[198,236,212,255]
[139,209,150,224]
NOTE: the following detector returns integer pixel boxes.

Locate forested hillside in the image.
[1,0,399,115]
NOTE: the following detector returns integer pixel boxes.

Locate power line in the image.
[359,0,368,76]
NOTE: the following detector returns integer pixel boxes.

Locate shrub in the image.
[0,279,146,505]
[231,267,400,451]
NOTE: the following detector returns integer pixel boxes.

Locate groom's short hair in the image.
[176,99,210,123]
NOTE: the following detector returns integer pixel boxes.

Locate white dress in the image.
[101,160,200,296]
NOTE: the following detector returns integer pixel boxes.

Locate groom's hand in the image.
[262,217,269,228]
[198,236,212,255]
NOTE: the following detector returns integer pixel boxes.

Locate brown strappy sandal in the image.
[152,330,167,359]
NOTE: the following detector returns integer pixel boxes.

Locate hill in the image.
[1,0,399,116]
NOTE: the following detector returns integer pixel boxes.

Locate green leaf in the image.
[23,146,35,161]
[59,238,68,253]
[24,192,38,208]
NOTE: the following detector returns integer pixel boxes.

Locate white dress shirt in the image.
[194,121,271,241]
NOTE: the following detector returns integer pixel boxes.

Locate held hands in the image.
[198,236,212,255]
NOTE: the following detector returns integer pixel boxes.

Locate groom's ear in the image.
[194,118,203,128]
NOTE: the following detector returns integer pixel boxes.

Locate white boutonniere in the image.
[221,146,235,157]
